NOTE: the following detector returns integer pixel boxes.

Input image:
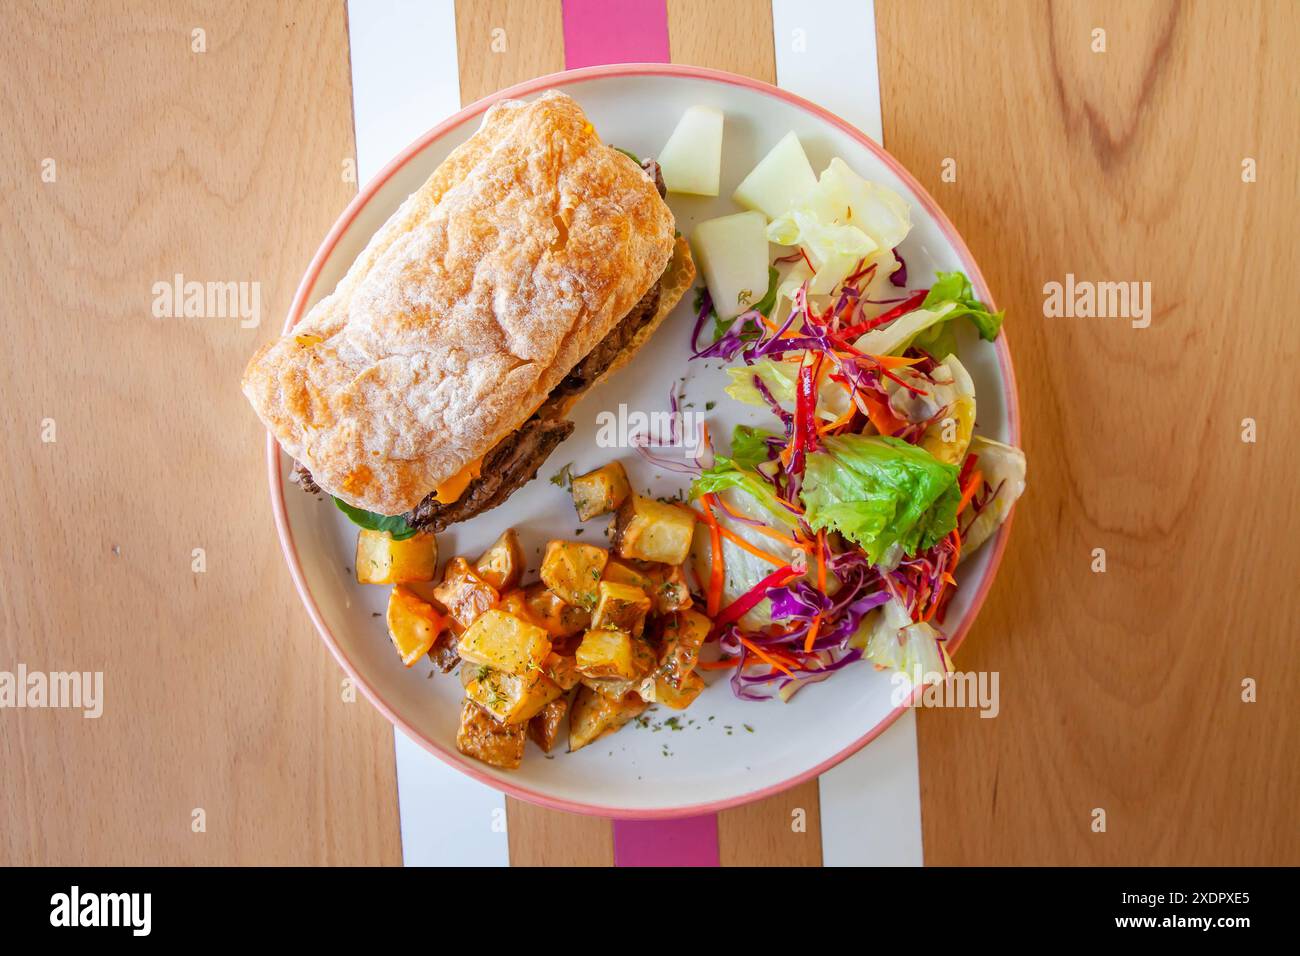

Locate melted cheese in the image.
[432,457,483,504]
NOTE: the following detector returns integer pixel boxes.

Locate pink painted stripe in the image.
[614,814,720,866]
[561,0,670,69]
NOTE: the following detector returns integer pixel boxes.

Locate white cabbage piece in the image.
[657,105,724,196]
[855,597,949,681]
[917,354,976,466]
[690,484,810,631]
[958,436,1027,561]
[852,301,957,356]
[724,359,852,422]
[691,211,770,320]
[808,158,912,251]
[732,130,818,219]
[766,210,876,295]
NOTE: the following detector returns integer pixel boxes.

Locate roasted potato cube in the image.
[539,540,609,609]
[657,607,712,688]
[542,652,582,691]
[355,529,438,584]
[570,461,632,521]
[580,675,640,699]
[433,557,500,631]
[474,529,525,592]
[456,699,526,769]
[591,581,653,637]
[614,495,697,565]
[655,670,705,710]
[385,585,448,666]
[576,628,655,681]
[602,558,655,591]
[647,564,694,614]
[465,666,563,724]
[528,696,569,753]
[456,609,551,675]
[428,630,460,673]
[568,687,648,752]
[522,584,591,638]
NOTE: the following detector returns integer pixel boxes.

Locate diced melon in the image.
[657,106,724,196]
[691,211,770,321]
[732,131,818,219]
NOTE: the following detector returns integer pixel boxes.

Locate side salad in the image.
[652,120,1026,701]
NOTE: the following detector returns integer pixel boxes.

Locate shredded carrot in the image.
[860,392,907,436]
[697,657,741,671]
[803,615,823,654]
[957,469,984,516]
[713,495,813,552]
[804,532,828,653]
[714,524,789,567]
[818,405,856,436]
[739,637,797,679]
[690,504,789,567]
[861,352,924,370]
[697,495,726,616]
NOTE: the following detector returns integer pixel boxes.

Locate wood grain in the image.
[719,779,822,866]
[667,0,776,83]
[0,0,400,865]
[877,0,1300,864]
[455,0,566,104]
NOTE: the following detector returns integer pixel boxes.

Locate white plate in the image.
[268,65,1020,818]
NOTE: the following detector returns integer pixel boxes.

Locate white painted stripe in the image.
[347,0,463,182]
[772,0,925,866]
[819,710,924,866]
[394,730,509,866]
[346,0,508,867]
[771,0,884,144]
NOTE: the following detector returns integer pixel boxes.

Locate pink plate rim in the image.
[265,62,1022,820]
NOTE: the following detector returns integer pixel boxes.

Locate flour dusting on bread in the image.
[243,91,675,515]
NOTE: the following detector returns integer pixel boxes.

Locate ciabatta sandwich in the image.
[243,91,694,531]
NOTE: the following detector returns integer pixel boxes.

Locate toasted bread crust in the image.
[243,91,675,515]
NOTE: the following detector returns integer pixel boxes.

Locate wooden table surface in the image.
[2,0,1295,866]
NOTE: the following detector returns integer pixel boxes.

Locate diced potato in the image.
[522,583,591,638]
[473,529,525,592]
[645,564,693,614]
[542,652,582,691]
[386,585,448,667]
[657,105,724,196]
[614,495,698,566]
[591,581,652,637]
[456,609,551,675]
[539,540,609,609]
[432,557,500,631]
[355,529,437,584]
[568,687,648,752]
[428,630,460,673]
[581,675,643,700]
[575,628,642,680]
[456,699,526,770]
[570,462,632,521]
[732,130,818,220]
[465,666,563,724]
[656,607,712,688]
[655,669,705,710]
[528,696,569,753]
[602,559,655,591]
[691,211,770,321]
